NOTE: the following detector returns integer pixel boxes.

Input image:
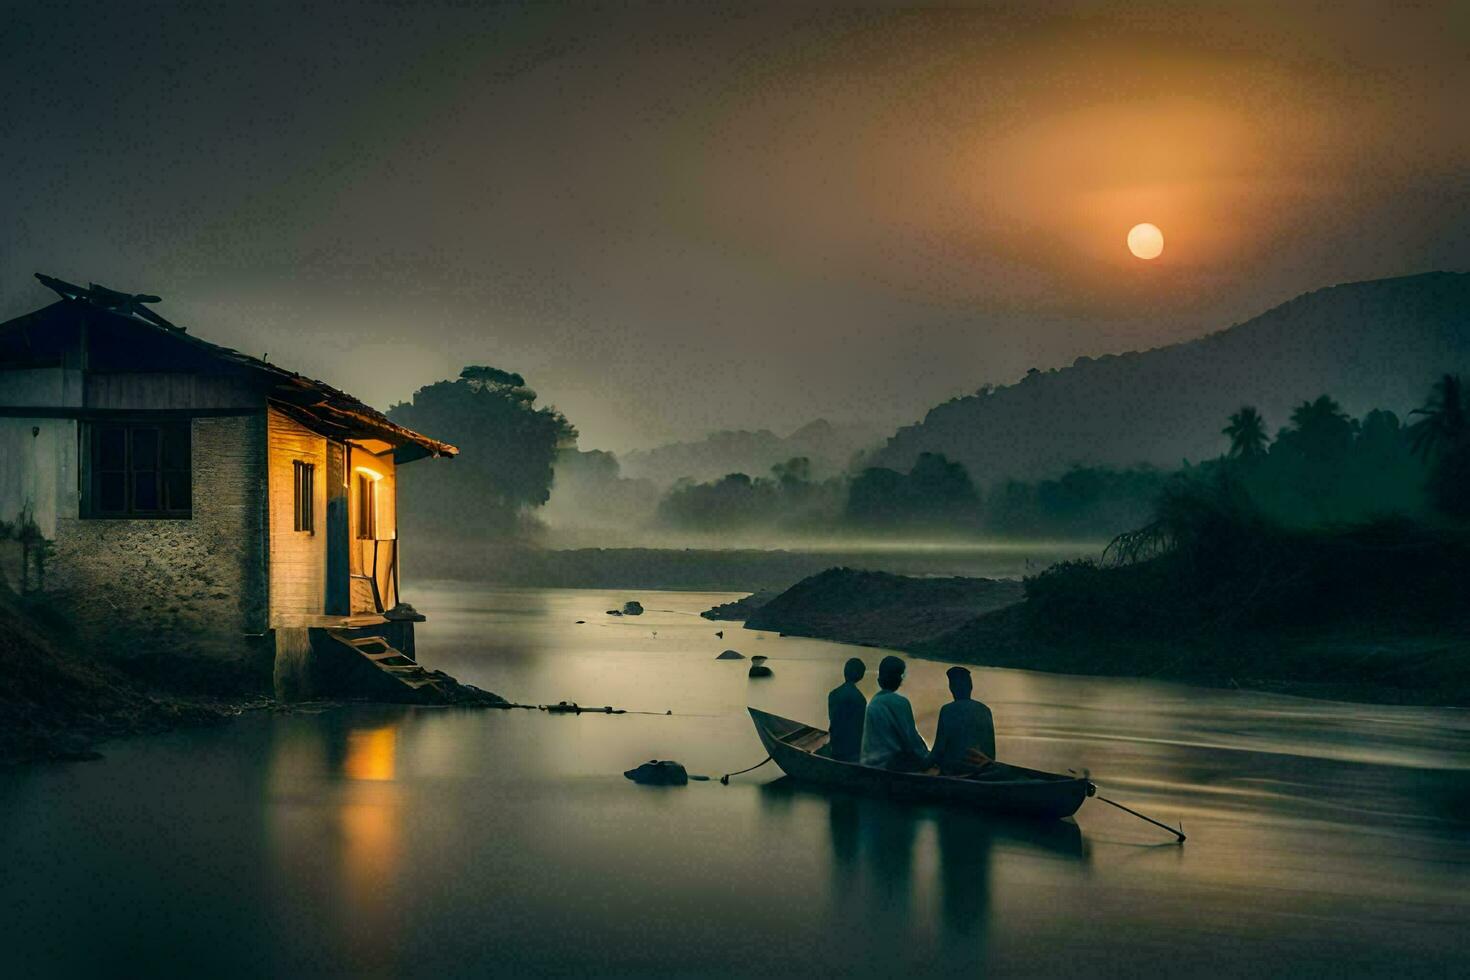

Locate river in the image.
[3,583,1468,977]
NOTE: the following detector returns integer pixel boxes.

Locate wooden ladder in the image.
[325,629,445,696]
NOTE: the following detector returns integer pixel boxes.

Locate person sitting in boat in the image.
[860,655,930,772]
[927,666,996,776]
[821,657,867,762]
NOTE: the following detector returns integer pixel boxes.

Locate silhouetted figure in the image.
[928,666,996,775]
[860,655,929,771]
[824,657,867,762]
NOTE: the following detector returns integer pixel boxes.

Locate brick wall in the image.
[44,413,272,691]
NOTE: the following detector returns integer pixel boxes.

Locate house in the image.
[0,273,459,700]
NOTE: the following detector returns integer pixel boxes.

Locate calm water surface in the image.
[4,583,1469,977]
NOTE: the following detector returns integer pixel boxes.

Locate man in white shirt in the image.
[860,655,930,771]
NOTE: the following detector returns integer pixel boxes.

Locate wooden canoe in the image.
[748,706,1092,821]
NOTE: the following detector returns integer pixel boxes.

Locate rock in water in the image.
[606,610,623,616]
[748,664,774,678]
[716,650,745,660]
[750,655,768,663]
[623,760,689,786]
[622,601,644,616]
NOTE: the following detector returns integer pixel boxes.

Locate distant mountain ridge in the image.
[869,272,1470,480]
[620,418,883,486]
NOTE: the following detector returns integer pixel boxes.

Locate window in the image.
[356,472,377,540]
[293,461,315,533]
[87,422,191,518]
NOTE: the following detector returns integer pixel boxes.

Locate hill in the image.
[869,272,1470,479]
[621,418,883,486]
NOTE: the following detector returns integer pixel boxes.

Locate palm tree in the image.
[1222,406,1268,459]
[1409,374,1470,521]
[1288,394,1352,434]
[1285,394,1356,460]
[1408,374,1467,460]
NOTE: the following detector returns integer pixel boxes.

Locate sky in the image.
[2,1,1466,452]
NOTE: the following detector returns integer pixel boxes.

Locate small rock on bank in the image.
[716,650,745,660]
[624,760,689,785]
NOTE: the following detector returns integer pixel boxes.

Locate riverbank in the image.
[721,523,1470,706]
[739,567,1022,648]
[0,583,506,766]
[0,585,266,765]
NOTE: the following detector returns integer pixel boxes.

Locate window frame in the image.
[293,460,316,534]
[83,420,193,520]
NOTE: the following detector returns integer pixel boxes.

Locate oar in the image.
[1069,768,1185,843]
[1093,794,1186,843]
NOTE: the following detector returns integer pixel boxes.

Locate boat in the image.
[747,706,1092,821]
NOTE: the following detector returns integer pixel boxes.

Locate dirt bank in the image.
[737,567,1024,649]
[0,585,267,766]
[726,523,1470,706]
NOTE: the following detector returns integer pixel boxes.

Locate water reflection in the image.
[267,710,410,975]
[761,776,1087,956]
[342,724,399,782]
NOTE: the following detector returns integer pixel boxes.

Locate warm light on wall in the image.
[354,465,384,481]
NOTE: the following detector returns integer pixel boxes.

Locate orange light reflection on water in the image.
[343,725,398,782]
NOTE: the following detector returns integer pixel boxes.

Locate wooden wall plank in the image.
[267,407,327,626]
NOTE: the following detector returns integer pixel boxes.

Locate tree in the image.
[1285,395,1357,460]
[845,467,909,525]
[656,472,776,530]
[388,365,576,538]
[1222,406,1268,459]
[908,452,979,512]
[843,453,979,528]
[459,365,526,389]
[1258,395,1359,525]
[1409,374,1470,520]
[770,456,812,489]
[1408,374,1467,459]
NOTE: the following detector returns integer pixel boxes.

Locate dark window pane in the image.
[298,464,315,533]
[131,428,159,470]
[162,425,190,469]
[356,475,376,539]
[98,472,126,512]
[87,421,192,518]
[293,462,305,531]
[98,427,126,469]
[132,472,159,511]
[164,471,191,511]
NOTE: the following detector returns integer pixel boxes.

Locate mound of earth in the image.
[738,567,1024,648]
[701,590,779,621]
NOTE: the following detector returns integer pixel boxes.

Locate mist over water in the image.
[537,525,1105,558]
[6,586,1466,976]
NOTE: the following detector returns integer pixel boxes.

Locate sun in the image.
[1127,223,1164,260]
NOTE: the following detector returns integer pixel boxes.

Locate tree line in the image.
[387,366,1467,541]
[656,373,1469,536]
